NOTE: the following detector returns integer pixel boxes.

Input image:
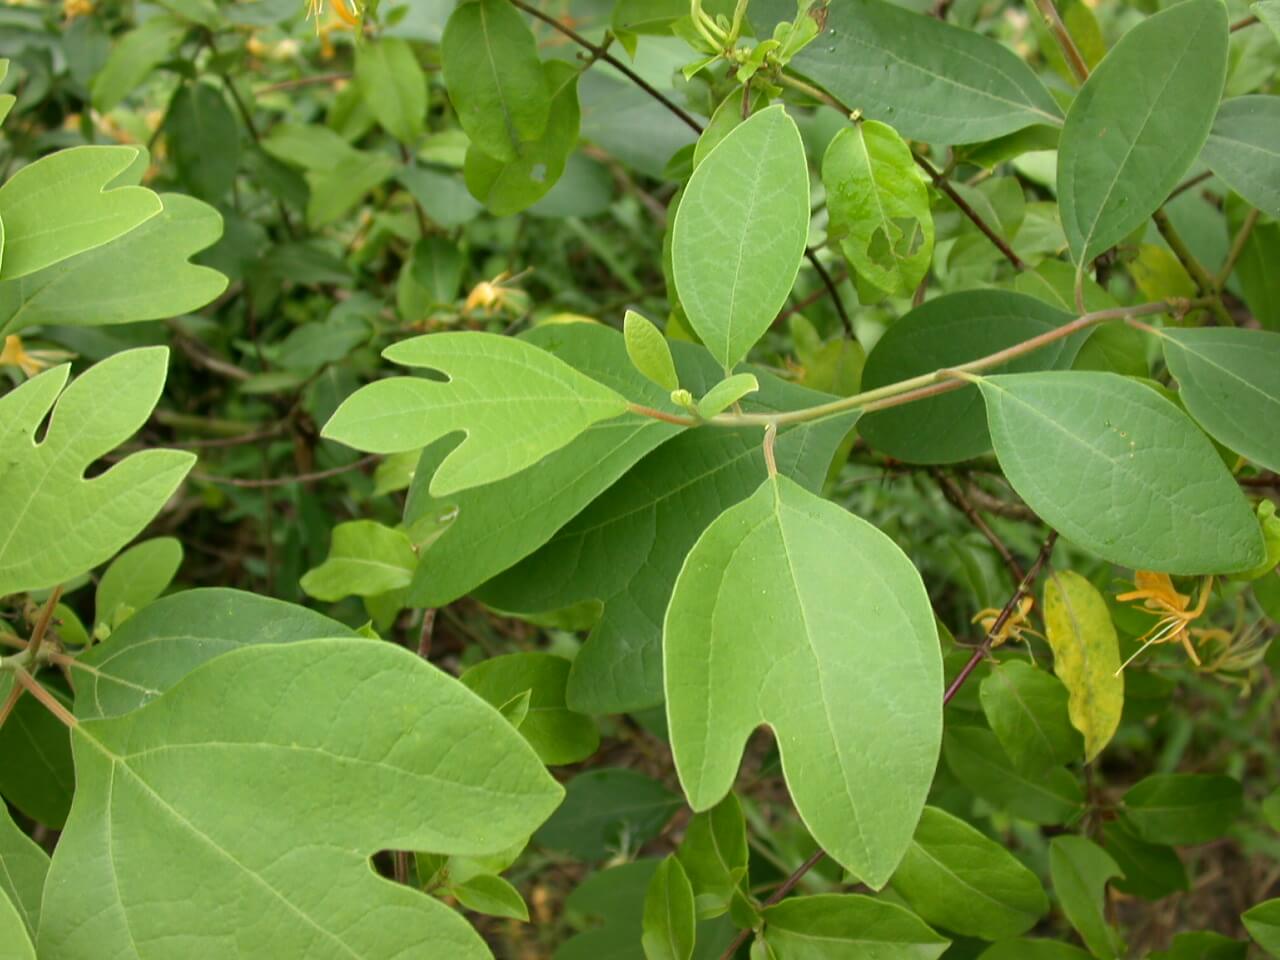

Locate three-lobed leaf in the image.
[322,332,629,497]
[1057,0,1228,263]
[672,105,810,370]
[978,372,1263,573]
[39,640,564,959]
[0,348,195,597]
[664,476,941,886]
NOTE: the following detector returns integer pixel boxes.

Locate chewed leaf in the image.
[322,332,630,497]
[0,145,162,281]
[0,348,195,597]
[664,476,941,887]
[37,640,564,959]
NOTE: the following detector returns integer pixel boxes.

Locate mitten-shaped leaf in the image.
[1160,327,1280,473]
[664,476,941,886]
[978,372,1263,573]
[0,348,195,597]
[0,192,225,338]
[0,145,162,280]
[1058,0,1228,264]
[322,332,628,497]
[672,106,810,370]
[38,640,564,960]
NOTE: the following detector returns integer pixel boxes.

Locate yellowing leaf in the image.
[1043,571,1123,763]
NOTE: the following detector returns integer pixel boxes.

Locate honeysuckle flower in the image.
[0,336,53,377]
[971,595,1040,648]
[1116,570,1214,668]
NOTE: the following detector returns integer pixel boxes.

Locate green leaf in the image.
[94,536,183,632]
[478,373,852,714]
[625,309,679,391]
[977,942,1092,960]
[460,652,599,765]
[1048,836,1124,960]
[452,874,529,922]
[0,684,73,827]
[1042,571,1123,764]
[465,60,580,216]
[39,640,563,959]
[858,291,1081,464]
[978,372,1264,573]
[1057,0,1228,263]
[534,768,680,861]
[890,806,1049,941]
[643,856,696,960]
[1245,899,1280,957]
[299,520,417,602]
[1121,773,1243,845]
[1264,787,1280,831]
[90,14,188,112]
[979,661,1081,776]
[322,332,628,497]
[790,0,1061,144]
[0,348,195,597]
[165,82,240,201]
[0,889,35,960]
[73,588,357,720]
[696,373,758,418]
[1258,0,1280,42]
[442,0,550,163]
[943,726,1085,825]
[355,37,427,144]
[664,476,941,886]
[676,794,749,920]
[761,894,949,959]
[403,324,686,609]
[1160,327,1280,473]
[0,145,162,281]
[0,800,49,940]
[1149,932,1248,960]
[822,120,933,297]
[1101,820,1189,900]
[672,105,810,370]
[0,193,227,339]
[1202,96,1280,218]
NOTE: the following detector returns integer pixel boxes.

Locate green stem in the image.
[1217,207,1259,292]
[628,297,1209,431]
[1033,0,1089,84]
[1151,209,1233,325]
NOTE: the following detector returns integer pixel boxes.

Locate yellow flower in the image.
[1116,570,1214,668]
[63,0,93,19]
[462,269,532,317]
[0,336,49,377]
[971,595,1040,648]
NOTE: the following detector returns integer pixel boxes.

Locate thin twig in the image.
[1152,209,1233,324]
[774,268,850,327]
[191,454,380,488]
[1231,13,1259,31]
[718,531,1059,958]
[12,668,77,729]
[1217,207,1260,291]
[915,154,1027,270]
[507,0,703,133]
[803,250,853,337]
[25,585,63,667]
[1033,0,1089,84]
[417,609,437,659]
[0,681,23,729]
[1167,169,1213,203]
[255,72,351,95]
[933,471,1026,581]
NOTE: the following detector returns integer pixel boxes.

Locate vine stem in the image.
[1032,0,1089,84]
[932,471,1026,582]
[1151,210,1234,325]
[191,454,380,488]
[628,296,1210,430]
[717,530,1059,958]
[1217,207,1260,291]
[13,667,77,729]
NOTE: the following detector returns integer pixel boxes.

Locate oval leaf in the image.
[664,476,942,886]
[979,660,1082,775]
[1058,0,1229,263]
[322,332,628,497]
[1161,327,1280,473]
[672,105,810,370]
[355,37,427,144]
[1049,836,1125,960]
[1202,96,1280,219]
[38,640,564,960]
[762,894,949,958]
[1121,773,1243,845]
[642,856,696,960]
[790,0,1061,144]
[1244,899,1280,957]
[978,372,1264,573]
[859,291,1080,464]
[1042,571,1123,763]
[624,309,679,391]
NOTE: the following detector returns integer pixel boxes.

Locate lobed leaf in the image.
[0,348,195,598]
[664,476,941,886]
[38,640,564,959]
[322,332,629,497]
